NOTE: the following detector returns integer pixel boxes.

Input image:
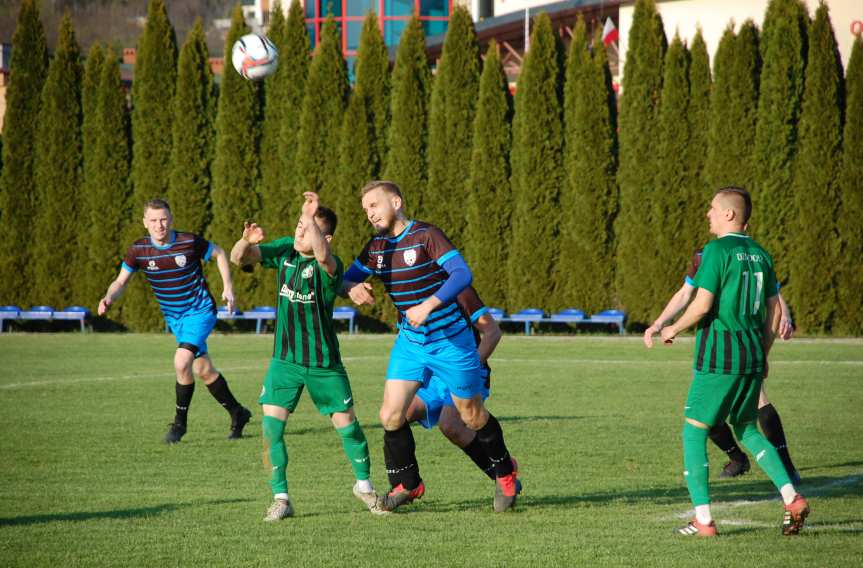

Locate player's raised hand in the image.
[243,221,266,245]
[660,326,677,345]
[97,297,111,316]
[223,287,235,314]
[347,282,375,305]
[643,324,660,348]
[302,192,320,219]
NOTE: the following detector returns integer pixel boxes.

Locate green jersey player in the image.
[661,187,809,537]
[230,192,382,520]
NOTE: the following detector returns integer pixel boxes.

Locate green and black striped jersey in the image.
[692,233,778,375]
[259,237,344,369]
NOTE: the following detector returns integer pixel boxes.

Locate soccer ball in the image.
[231,34,278,80]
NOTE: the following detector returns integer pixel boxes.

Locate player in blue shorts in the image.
[344,181,520,513]
[98,199,252,444]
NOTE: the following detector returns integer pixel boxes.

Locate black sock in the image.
[461,435,495,480]
[708,421,747,463]
[475,413,513,478]
[758,403,797,473]
[383,423,421,490]
[175,382,194,426]
[206,374,241,414]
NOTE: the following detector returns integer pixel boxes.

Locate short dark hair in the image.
[143,198,171,215]
[715,186,752,225]
[361,180,402,199]
[315,206,337,236]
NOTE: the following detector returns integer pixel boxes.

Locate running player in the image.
[98,199,252,443]
[230,192,382,521]
[344,180,519,513]
[660,187,809,537]
[645,248,801,482]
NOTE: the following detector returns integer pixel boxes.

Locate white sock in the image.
[694,504,713,525]
[274,492,288,501]
[779,484,797,505]
[355,479,373,493]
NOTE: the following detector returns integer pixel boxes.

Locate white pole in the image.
[524,7,530,52]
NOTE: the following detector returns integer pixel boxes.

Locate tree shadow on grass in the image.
[798,460,863,472]
[287,414,597,436]
[0,498,253,528]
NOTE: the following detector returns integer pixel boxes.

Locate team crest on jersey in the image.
[376,255,384,270]
[147,260,158,271]
[302,265,314,279]
[403,249,417,267]
[175,254,187,268]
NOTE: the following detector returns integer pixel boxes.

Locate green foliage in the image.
[295,19,348,203]
[652,35,691,306]
[706,21,760,192]
[32,15,83,308]
[563,18,589,155]
[84,49,132,319]
[0,0,47,305]
[258,3,287,235]
[168,19,216,236]
[354,11,390,177]
[507,13,563,311]
[124,0,178,331]
[271,0,310,238]
[383,15,431,214]
[837,38,863,335]
[425,6,480,245]
[788,3,843,333]
[685,30,711,250]
[614,0,666,325]
[81,43,104,217]
[209,4,262,309]
[556,30,618,314]
[464,41,512,310]
[752,0,808,271]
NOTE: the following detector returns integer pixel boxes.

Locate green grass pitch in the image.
[1,333,861,566]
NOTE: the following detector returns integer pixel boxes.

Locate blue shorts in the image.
[386,328,484,400]
[166,311,217,357]
[416,368,490,429]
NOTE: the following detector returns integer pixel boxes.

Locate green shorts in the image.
[684,372,763,427]
[259,359,354,415]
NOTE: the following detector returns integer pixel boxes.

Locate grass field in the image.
[1,333,861,567]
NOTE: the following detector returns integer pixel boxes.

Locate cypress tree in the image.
[258,3,287,232]
[752,0,808,273]
[563,17,589,155]
[32,15,83,309]
[507,13,563,311]
[706,21,760,191]
[209,4,262,308]
[85,49,132,317]
[464,41,512,310]
[354,11,390,177]
[0,0,47,306]
[81,43,104,249]
[123,0,178,331]
[788,3,843,333]
[272,0,309,238]
[556,31,618,314]
[685,30,711,250]
[614,0,666,325]
[425,6,480,244]
[837,37,863,335]
[295,19,348,202]
[168,18,216,236]
[652,35,691,308]
[383,15,431,213]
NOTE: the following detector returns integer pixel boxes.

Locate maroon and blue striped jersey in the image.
[122,231,216,319]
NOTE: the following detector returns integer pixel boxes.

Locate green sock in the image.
[263,415,288,495]
[682,422,711,506]
[336,420,371,481]
[733,421,792,489]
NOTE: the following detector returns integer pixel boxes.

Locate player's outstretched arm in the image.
[97,268,133,316]
[300,192,337,276]
[644,283,695,348]
[230,222,265,267]
[210,244,235,313]
[661,287,715,344]
[475,314,502,364]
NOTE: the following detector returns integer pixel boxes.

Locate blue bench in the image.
[208,305,358,335]
[488,307,626,335]
[0,305,90,332]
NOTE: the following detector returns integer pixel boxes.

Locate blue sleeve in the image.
[344,259,371,283]
[203,242,214,263]
[432,253,472,305]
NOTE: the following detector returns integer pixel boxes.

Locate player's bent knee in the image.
[379,407,406,431]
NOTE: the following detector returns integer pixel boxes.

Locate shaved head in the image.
[714,186,752,225]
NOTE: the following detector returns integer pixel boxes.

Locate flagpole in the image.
[524,7,530,53]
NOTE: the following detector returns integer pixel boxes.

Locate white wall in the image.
[494,0,556,17]
[618,0,861,80]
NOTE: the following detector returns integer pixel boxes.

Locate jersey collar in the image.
[720,231,749,239]
[149,230,177,250]
[387,220,415,244]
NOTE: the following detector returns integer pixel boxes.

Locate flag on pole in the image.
[602,17,619,46]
